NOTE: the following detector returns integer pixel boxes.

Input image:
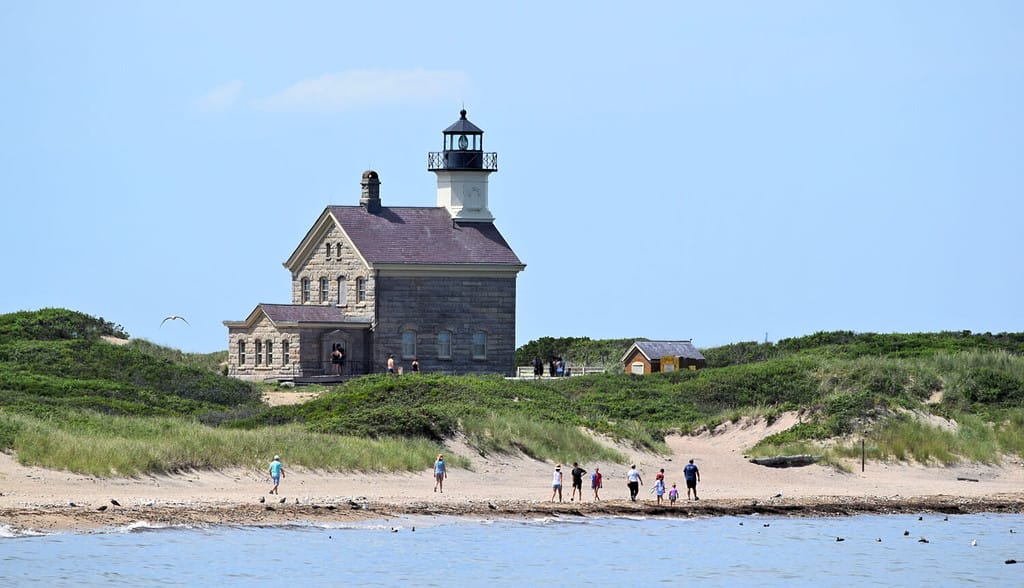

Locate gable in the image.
[283,209,369,275]
[620,340,705,363]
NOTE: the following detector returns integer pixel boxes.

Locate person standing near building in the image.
[551,465,563,502]
[434,454,447,492]
[570,462,587,502]
[627,465,643,502]
[684,459,701,500]
[411,358,420,374]
[387,354,396,375]
[331,345,345,375]
[268,455,285,495]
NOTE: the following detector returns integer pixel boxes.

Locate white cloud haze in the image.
[193,80,244,113]
[253,69,469,112]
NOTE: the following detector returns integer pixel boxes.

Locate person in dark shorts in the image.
[683,459,701,500]
[570,462,587,502]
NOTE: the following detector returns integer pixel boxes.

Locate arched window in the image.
[356,277,367,303]
[336,242,342,259]
[282,339,290,365]
[238,340,246,365]
[402,330,417,359]
[325,243,332,259]
[301,278,311,303]
[437,331,452,359]
[319,277,329,303]
[265,340,273,365]
[336,276,346,306]
[472,332,487,359]
[255,339,263,365]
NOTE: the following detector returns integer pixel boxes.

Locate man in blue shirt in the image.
[683,459,700,500]
[269,455,285,495]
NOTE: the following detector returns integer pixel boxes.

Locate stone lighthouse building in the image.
[223,110,525,381]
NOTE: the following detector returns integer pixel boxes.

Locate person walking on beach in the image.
[570,462,587,502]
[268,455,285,495]
[551,464,563,502]
[654,470,666,505]
[669,483,679,506]
[684,459,701,500]
[591,468,603,501]
[434,454,447,492]
[627,464,643,502]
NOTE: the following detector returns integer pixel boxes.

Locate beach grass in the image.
[461,411,627,465]
[1,412,462,477]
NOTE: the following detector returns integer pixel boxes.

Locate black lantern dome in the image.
[428,109,498,172]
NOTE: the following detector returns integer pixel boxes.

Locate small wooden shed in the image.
[621,340,706,374]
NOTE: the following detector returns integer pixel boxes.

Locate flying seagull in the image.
[161,315,190,327]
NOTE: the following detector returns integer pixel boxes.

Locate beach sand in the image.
[2,411,1023,533]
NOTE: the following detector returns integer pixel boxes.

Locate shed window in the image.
[630,362,644,375]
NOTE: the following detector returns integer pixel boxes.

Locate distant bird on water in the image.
[110,499,121,507]
[96,505,108,512]
[161,315,190,327]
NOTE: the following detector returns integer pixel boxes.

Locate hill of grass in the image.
[2,308,1022,474]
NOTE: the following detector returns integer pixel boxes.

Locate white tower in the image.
[428,109,497,223]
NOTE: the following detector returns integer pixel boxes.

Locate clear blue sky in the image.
[2,2,1022,353]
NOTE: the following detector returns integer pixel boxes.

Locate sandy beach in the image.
[2,412,1023,533]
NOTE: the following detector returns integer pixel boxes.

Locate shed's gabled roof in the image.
[327,205,523,266]
[620,340,706,363]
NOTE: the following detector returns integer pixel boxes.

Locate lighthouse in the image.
[427,109,498,223]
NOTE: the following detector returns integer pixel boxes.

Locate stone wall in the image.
[290,224,375,321]
[373,275,517,375]
[226,315,301,381]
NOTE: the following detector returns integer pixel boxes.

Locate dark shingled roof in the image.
[629,341,706,362]
[328,206,523,266]
[259,304,348,324]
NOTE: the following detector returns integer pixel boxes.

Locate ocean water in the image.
[2,513,1023,587]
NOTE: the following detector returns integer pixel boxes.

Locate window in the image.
[402,330,417,358]
[326,243,332,259]
[336,242,342,259]
[356,277,366,302]
[336,276,346,305]
[437,331,452,359]
[301,278,311,303]
[472,332,487,359]
[265,340,273,365]
[282,340,290,365]
[319,277,329,303]
[238,340,246,365]
[255,339,263,365]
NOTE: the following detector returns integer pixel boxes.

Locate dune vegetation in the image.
[1,308,1023,476]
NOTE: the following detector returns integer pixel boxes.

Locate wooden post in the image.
[861,438,865,472]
